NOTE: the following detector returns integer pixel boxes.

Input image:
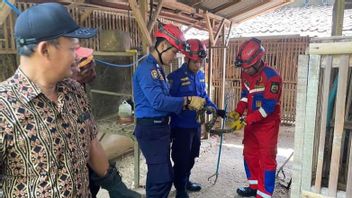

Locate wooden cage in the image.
[292,36,352,198]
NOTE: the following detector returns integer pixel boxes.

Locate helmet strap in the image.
[156,46,173,65]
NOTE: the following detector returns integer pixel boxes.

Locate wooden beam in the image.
[163,0,193,13]
[211,0,241,14]
[314,56,332,193]
[225,21,233,46]
[291,55,309,197]
[214,18,225,44]
[140,0,149,54]
[328,55,349,196]
[147,0,164,33]
[331,0,345,36]
[309,42,352,55]
[190,0,202,6]
[0,0,15,26]
[302,55,321,192]
[128,0,152,46]
[204,11,215,45]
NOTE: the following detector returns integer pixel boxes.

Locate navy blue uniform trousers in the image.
[171,127,201,191]
[134,120,173,198]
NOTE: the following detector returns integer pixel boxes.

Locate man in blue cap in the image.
[0,3,139,198]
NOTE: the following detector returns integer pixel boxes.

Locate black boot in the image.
[91,166,141,198]
[186,181,201,192]
[176,190,189,198]
[236,187,257,197]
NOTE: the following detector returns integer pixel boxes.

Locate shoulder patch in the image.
[151,69,158,79]
[270,82,280,94]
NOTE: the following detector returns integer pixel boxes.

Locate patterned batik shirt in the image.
[0,68,97,198]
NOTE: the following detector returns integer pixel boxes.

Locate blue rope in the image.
[4,0,21,15]
[95,54,148,68]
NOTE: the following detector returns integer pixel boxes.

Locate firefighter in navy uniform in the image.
[132,24,206,198]
[167,39,226,198]
[227,38,282,198]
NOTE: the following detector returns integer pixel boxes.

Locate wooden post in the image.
[128,0,153,47]
[328,55,349,196]
[314,56,332,193]
[140,0,150,54]
[331,0,345,36]
[302,55,321,191]
[147,0,164,33]
[291,55,309,197]
[204,11,215,46]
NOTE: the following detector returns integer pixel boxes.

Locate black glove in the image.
[216,109,226,118]
[90,166,141,198]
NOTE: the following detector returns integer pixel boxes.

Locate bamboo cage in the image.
[292,36,352,198]
[210,36,309,124]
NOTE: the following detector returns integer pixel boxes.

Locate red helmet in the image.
[185,39,207,61]
[155,23,189,54]
[234,38,265,68]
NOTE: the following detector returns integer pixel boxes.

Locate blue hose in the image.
[95,54,148,68]
[326,76,338,128]
[3,0,21,15]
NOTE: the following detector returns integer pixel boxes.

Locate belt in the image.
[136,117,169,125]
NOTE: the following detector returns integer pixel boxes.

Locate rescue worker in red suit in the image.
[227,38,282,198]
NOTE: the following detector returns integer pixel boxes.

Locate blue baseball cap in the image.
[15,3,96,47]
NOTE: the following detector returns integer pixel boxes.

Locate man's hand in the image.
[186,96,205,111]
[72,47,96,84]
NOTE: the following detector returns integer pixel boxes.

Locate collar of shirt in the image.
[146,54,158,65]
[10,68,71,104]
[181,63,199,78]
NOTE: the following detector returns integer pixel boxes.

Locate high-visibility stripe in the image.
[244,83,250,90]
[240,97,248,103]
[259,107,268,118]
[249,87,265,93]
[257,190,272,198]
[248,180,258,184]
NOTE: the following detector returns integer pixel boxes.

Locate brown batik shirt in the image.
[0,68,97,198]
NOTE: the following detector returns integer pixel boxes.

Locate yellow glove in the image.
[226,117,246,131]
[228,111,240,121]
[187,96,205,111]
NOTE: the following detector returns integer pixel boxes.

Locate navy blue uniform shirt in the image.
[133,54,184,118]
[167,63,217,128]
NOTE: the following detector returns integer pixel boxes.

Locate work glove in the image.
[227,111,240,121]
[227,117,246,131]
[90,166,141,198]
[216,109,226,118]
[186,96,205,111]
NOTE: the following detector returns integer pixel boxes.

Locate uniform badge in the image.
[181,81,191,86]
[256,101,262,107]
[270,82,280,94]
[151,69,158,79]
[181,77,189,81]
